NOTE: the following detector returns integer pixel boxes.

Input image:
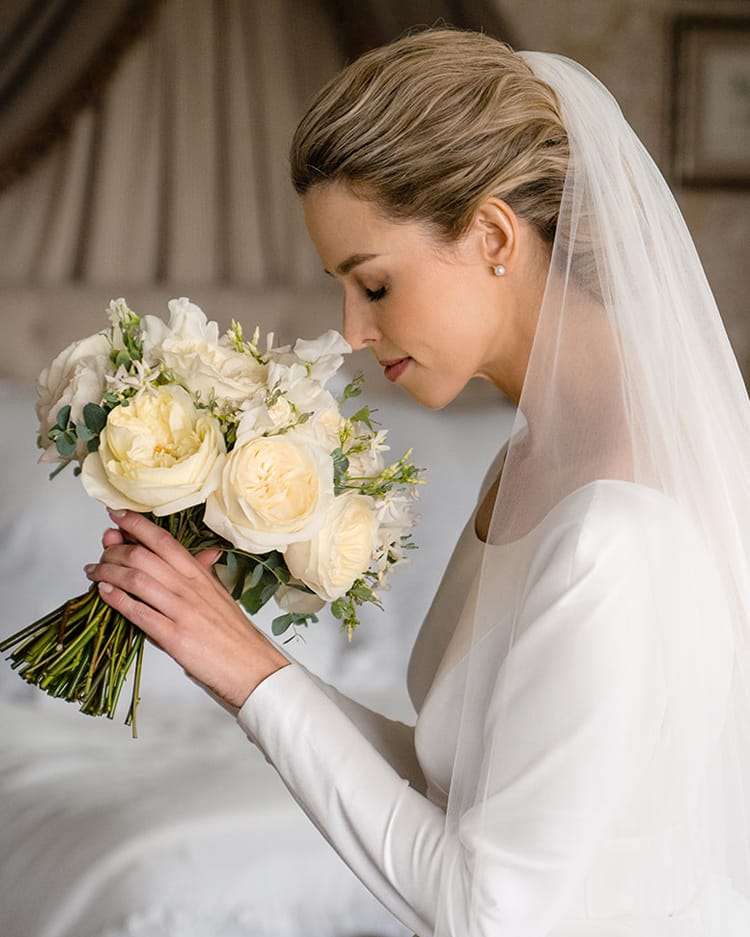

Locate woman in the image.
[85,29,750,937]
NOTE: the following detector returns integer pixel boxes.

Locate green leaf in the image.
[271,614,295,636]
[86,436,100,452]
[341,372,364,402]
[55,405,71,430]
[350,406,375,430]
[83,402,108,433]
[239,577,280,615]
[76,421,94,442]
[248,563,264,588]
[55,433,76,458]
[114,350,131,370]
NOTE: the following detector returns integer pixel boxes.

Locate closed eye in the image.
[366,286,387,302]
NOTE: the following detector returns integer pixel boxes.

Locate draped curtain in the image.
[0,0,346,286]
[0,0,511,288]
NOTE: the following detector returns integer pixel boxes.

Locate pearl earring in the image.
[492,264,506,277]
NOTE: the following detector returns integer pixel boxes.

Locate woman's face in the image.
[303,183,541,409]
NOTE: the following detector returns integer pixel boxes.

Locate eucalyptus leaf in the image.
[55,434,76,458]
[271,614,294,636]
[56,405,71,430]
[83,402,108,433]
[239,576,280,615]
[76,421,94,442]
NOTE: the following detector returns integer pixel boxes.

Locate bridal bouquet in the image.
[0,298,422,734]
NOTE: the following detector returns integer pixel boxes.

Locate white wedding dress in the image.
[238,460,750,937]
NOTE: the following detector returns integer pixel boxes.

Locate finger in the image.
[96,580,177,651]
[87,556,189,623]
[107,509,203,579]
[195,548,223,569]
[93,541,182,592]
[102,527,125,549]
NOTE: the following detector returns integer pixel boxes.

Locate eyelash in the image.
[365,286,387,302]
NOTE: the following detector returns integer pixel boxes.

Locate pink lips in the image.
[380,357,411,382]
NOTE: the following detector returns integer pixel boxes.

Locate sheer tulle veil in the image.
[435,52,750,935]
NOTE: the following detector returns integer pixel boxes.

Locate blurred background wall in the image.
[0,0,747,384]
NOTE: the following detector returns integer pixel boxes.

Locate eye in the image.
[365,285,387,302]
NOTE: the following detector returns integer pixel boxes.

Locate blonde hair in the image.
[290,28,569,243]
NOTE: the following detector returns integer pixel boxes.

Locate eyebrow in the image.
[325,252,380,277]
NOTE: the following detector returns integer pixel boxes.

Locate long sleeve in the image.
[237,484,711,936]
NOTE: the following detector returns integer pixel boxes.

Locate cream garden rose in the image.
[36,332,112,464]
[80,385,226,514]
[285,490,379,602]
[204,428,335,553]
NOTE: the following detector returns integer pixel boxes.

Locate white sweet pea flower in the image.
[142,298,267,407]
[292,330,351,385]
[286,490,379,602]
[80,385,226,515]
[204,428,335,553]
[36,332,113,464]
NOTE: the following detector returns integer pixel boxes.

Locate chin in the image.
[403,379,467,411]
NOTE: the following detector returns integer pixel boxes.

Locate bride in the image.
[85,28,750,937]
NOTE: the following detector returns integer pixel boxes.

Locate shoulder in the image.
[519,480,714,615]
[541,480,698,562]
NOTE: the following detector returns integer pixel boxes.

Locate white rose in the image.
[204,429,334,553]
[36,332,113,464]
[80,385,226,515]
[274,583,325,615]
[285,490,378,602]
[142,298,267,406]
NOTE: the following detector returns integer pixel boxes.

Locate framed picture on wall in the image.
[672,17,750,186]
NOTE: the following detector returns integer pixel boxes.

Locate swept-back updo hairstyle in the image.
[290,28,569,245]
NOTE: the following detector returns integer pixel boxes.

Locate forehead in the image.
[303,184,388,238]
[303,182,440,268]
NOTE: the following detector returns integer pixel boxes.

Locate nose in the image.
[341,297,380,351]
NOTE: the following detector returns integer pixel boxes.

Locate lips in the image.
[379,357,411,382]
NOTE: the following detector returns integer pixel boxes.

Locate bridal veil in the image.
[435,51,750,936]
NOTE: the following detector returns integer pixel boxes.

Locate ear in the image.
[471,198,519,269]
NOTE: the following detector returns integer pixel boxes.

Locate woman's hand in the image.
[85,509,290,709]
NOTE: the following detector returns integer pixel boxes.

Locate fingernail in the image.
[84,564,95,575]
[108,509,126,519]
[98,581,113,594]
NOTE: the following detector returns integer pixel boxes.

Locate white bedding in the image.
[0,375,513,937]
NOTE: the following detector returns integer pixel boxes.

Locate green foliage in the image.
[237,552,289,615]
[331,447,350,494]
[339,371,364,402]
[349,405,377,431]
[331,577,383,639]
[83,402,108,433]
[271,611,319,640]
